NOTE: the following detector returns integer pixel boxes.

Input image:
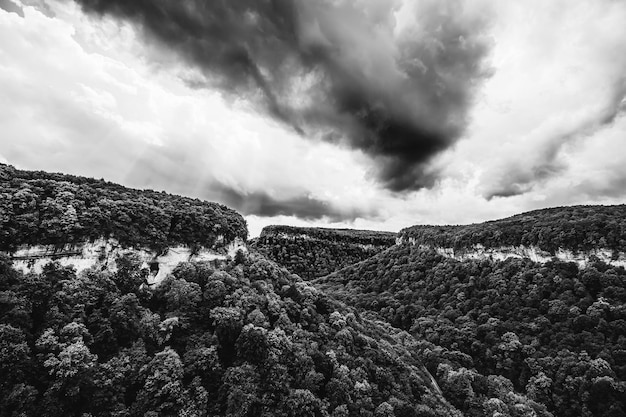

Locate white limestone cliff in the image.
[397,237,626,268]
[7,237,247,284]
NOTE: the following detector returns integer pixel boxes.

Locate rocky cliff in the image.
[396,238,626,268]
[398,204,626,268]
[6,237,247,284]
[0,163,249,283]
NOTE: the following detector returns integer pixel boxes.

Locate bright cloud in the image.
[1,0,626,236]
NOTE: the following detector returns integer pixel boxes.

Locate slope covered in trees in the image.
[4,164,622,416]
[251,225,396,280]
[315,244,626,417]
[0,250,479,417]
[400,205,626,254]
[0,163,247,252]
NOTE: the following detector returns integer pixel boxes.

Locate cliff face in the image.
[7,237,247,284]
[396,238,626,268]
[397,205,626,268]
[0,163,250,284]
[399,205,626,255]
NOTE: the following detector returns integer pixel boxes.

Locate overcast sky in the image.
[1,0,626,237]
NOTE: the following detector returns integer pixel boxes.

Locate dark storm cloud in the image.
[0,0,24,17]
[73,0,493,192]
[485,88,626,200]
[211,184,377,222]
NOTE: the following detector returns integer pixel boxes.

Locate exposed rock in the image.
[6,237,247,284]
[397,239,626,268]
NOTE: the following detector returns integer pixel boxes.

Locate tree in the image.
[41,337,97,415]
[113,252,146,295]
[0,324,32,399]
[133,347,185,416]
[222,364,261,417]
[374,402,395,417]
[236,324,269,364]
[280,389,328,417]
[164,278,202,323]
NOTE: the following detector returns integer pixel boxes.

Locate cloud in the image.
[558,115,626,201]
[499,113,626,211]
[0,2,381,221]
[21,0,55,17]
[210,184,377,222]
[468,0,626,200]
[0,0,23,17]
[4,0,626,238]
[71,0,494,192]
[484,88,626,200]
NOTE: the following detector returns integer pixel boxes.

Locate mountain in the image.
[0,163,249,282]
[0,243,471,416]
[0,165,466,417]
[251,225,397,280]
[400,205,626,256]
[315,206,626,417]
[3,164,625,417]
[0,163,248,251]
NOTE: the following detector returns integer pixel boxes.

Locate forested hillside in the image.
[251,225,396,280]
[4,163,625,416]
[0,164,247,252]
[400,205,626,254]
[315,245,626,417]
[0,250,479,417]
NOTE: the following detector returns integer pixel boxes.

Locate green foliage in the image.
[251,225,396,280]
[0,163,247,251]
[400,204,626,254]
[316,245,626,417]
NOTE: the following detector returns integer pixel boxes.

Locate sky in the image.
[1,0,626,237]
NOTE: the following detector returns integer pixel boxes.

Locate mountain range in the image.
[1,164,624,417]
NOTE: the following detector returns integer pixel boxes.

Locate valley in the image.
[1,164,625,417]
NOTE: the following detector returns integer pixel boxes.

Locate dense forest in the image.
[251,226,396,280]
[0,250,481,417]
[0,164,247,252]
[315,245,626,417]
[400,205,626,254]
[4,164,626,416]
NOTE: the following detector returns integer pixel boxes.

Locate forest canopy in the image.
[0,164,247,252]
[251,226,396,280]
[315,244,626,417]
[0,250,477,417]
[4,163,626,416]
[400,205,626,254]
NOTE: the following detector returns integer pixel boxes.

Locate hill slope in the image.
[0,250,476,417]
[315,243,626,417]
[400,204,626,255]
[251,225,396,280]
[0,163,247,251]
[0,165,557,417]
